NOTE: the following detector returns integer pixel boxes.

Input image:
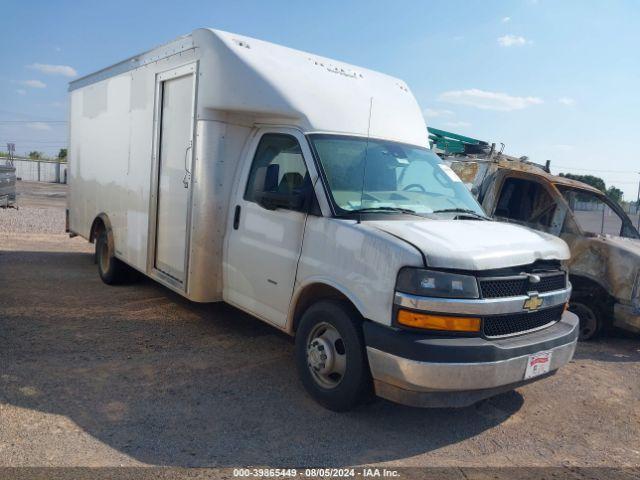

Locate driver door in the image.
[492,175,565,235]
[223,128,315,328]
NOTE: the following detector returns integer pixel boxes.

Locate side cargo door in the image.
[151,64,196,288]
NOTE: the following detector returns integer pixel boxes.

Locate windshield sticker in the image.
[439,164,463,182]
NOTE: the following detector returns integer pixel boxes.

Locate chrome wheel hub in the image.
[306,322,347,389]
[308,337,333,374]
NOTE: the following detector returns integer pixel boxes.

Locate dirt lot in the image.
[1,181,639,470]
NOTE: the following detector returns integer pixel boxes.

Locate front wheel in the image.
[570,300,604,341]
[295,300,372,411]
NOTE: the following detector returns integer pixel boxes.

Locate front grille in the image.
[479,272,566,298]
[536,274,566,293]
[483,305,564,338]
[480,278,528,298]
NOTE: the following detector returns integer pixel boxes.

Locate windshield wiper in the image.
[431,208,489,220]
[343,206,424,217]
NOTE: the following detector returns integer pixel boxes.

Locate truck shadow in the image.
[0,250,524,467]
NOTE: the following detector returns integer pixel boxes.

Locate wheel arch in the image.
[569,273,615,314]
[570,273,610,299]
[287,281,366,335]
[89,213,116,259]
[89,213,113,243]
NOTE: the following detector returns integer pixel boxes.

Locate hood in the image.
[369,219,570,271]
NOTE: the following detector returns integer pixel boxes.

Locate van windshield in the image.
[309,134,486,217]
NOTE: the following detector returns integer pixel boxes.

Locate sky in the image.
[2,0,639,200]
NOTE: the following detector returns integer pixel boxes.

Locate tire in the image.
[570,300,604,341]
[295,300,372,411]
[95,229,132,285]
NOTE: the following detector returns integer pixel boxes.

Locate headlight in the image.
[396,268,479,299]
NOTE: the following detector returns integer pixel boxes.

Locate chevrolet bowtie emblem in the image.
[523,294,544,311]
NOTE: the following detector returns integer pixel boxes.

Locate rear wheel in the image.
[96,229,132,285]
[570,300,603,341]
[295,300,372,411]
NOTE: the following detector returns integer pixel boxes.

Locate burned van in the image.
[431,128,640,340]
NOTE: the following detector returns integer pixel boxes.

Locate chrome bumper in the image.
[368,337,575,391]
[394,287,572,316]
[366,311,579,408]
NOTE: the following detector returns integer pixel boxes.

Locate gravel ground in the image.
[0,181,66,234]
[1,181,639,473]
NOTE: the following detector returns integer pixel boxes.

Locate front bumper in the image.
[364,310,579,408]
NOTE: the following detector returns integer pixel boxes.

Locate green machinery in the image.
[428,127,551,173]
[427,127,494,156]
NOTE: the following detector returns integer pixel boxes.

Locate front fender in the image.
[293,217,423,330]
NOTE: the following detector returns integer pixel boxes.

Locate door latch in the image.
[183,140,193,188]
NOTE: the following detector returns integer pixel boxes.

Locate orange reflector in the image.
[397,309,481,332]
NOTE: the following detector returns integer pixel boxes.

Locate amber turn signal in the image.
[397,309,481,332]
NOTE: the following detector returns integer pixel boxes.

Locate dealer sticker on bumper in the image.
[524,351,552,380]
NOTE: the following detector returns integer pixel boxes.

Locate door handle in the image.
[233,205,241,230]
[182,141,193,188]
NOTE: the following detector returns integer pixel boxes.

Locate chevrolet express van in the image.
[67,29,578,411]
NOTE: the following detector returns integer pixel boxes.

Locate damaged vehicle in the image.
[430,128,640,340]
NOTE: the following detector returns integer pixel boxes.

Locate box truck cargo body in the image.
[68,29,578,410]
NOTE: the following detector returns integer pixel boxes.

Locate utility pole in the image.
[636,172,640,230]
[6,143,15,166]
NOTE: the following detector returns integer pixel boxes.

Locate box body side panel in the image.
[68,49,197,274]
[187,120,252,302]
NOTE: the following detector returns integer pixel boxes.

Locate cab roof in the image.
[492,156,604,195]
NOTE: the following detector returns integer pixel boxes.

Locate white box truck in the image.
[68,28,579,411]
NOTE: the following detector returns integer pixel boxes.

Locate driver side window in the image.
[244,134,310,211]
[560,188,623,236]
[495,177,557,229]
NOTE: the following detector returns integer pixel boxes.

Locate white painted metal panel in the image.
[292,217,424,327]
[186,120,253,302]
[70,28,428,149]
[154,72,194,283]
[367,219,570,271]
[192,29,428,148]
